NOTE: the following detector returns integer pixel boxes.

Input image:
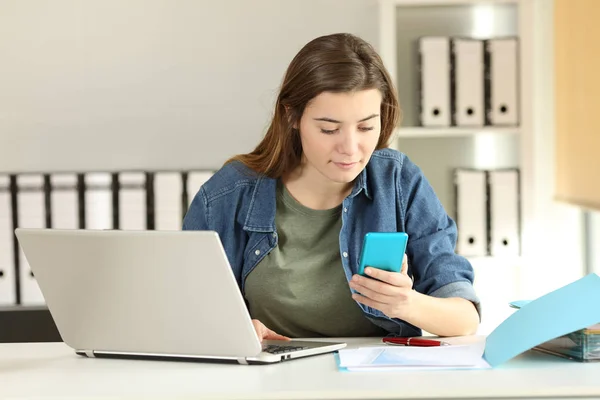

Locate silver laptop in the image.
[15,228,346,364]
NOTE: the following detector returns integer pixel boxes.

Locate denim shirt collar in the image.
[349,167,371,200]
[242,167,372,233]
[243,176,277,233]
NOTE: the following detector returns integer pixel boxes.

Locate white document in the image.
[16,174,46,305]
[119,172,146,230]
[85,173,113,230]
[418,37,451,127]
[489,169,520,256]
[186,171,212,207]
[455,169,488,257]
[50,174,78,229]
[337,343,490,371]
[154,172,183,230]
[452,38,485,126]
[485,38,519,126]
[0,175,16,306]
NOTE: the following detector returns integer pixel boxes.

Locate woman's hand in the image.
[251,319,291,342]
[349,254,414,320]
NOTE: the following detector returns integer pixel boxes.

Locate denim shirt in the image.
[182,148,480,337]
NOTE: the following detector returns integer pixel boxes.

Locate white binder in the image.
[50,174,78,229]
[85,173,113,230]
[451,38,485,126]
[186,171,212,207]
[418,37,451,127]
[154,172,182,230]
[119,172,146,230]
[485,38,519,126]
[454,169,487,257]
[16,174,46,305]
[0,175,16,306]
[489,169,520,256]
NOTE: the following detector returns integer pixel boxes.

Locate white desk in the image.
[2,337,600,400]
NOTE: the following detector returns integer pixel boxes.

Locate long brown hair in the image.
[227,33,400,178]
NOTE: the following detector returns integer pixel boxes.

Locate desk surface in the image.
[2,336,600,400]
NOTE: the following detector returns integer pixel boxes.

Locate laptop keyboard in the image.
[263,344,309,354]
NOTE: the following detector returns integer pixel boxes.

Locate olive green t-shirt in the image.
[244,181,387,338]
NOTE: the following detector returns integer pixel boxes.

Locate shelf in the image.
[467,255,522,265]
[0,306,60,343]
[0,305,48,313]
[394,126,519,138]
[393,0,519,6]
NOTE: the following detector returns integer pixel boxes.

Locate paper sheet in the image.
[337,342,490,371]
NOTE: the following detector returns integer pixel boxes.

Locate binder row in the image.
[418,36,519,127]
[0,170,213,307]
[454,168,521,258]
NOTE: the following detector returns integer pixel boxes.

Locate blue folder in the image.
[483,273,600,366]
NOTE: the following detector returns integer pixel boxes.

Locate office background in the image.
[0,0,598,341]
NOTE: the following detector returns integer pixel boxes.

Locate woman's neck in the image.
[282,164,353,210]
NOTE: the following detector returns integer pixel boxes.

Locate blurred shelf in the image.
[0,305,48,312]
[467,255,522,265]
[393,0,519,6]
[0,305,61,343]
[395,127,520,138]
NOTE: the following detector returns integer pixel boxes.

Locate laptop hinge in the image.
[237,357,248,365]
[84,350,96,358]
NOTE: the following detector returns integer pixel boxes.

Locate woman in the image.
[183,33,480,341]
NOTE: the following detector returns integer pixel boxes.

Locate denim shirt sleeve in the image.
[182,186,210,230]
[399,156,481,318]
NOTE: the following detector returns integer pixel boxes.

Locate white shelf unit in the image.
[393,0,519,5]
[377,0,585,334]
[394,127,519,138]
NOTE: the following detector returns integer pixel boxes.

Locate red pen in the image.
[382,337,450,347]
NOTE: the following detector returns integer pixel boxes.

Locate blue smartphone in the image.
[357,232,408,276]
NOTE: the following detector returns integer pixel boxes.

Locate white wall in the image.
[591,212,600,275]
[0,0,378,173]
[519,0,584,298]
